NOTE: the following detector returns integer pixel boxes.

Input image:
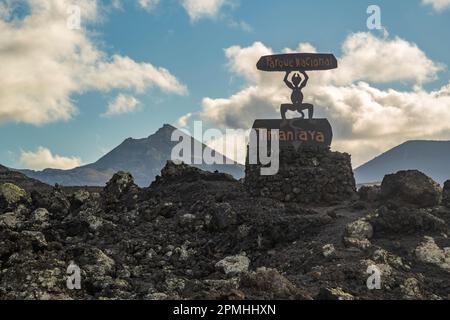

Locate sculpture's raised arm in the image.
[284,71,294,89]
[300,71,309,89]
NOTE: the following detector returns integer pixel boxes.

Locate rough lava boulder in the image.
[0,183,28,211]
[380,170,442,208]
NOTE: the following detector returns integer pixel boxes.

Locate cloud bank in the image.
[0,0,187,126]
[20,146,82,170]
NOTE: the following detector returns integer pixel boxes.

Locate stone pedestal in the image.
[442,180,450,208]
[244,118,356,205]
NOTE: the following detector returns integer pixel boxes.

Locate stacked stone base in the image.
[245,146,357,205]
[443,180,450,208]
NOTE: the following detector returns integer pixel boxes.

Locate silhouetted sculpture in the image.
[281,71,313,120]
[256,53,337,121]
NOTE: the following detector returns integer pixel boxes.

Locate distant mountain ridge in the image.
[12,133,450,187]
[354,140,450,185]
[18,124,244,187]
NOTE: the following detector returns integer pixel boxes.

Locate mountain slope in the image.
[354,140,450,185]
[19,124,244,187]
[0,164,52,193]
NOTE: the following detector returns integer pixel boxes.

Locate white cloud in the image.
[0,0,187,126]
[324,32,443,85]
[200,86,285,129]
[176,112,193,127]
[83,55,187,94]
[313,82,450,166]
[20,147,82,170]
[134,0,241,25]
[102,94,140,117]
[180,0,230,21]
[422,0,450,11]
[138,0,160,11]
[180,32,450,167]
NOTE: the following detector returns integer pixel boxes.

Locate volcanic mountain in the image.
[18,124,244,187]
[354,140,450,185]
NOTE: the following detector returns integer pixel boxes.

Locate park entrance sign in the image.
[245,51,357,204]
[252,118,333,149]
[253,52,337,149]
[256,53,338,72]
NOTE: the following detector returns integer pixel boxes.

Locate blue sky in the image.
[1,0,450,169]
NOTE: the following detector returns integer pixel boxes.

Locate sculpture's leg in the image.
[302,103,314,119]
[295,104,309,119]
[280,104,294,120]
[298,110,305,119]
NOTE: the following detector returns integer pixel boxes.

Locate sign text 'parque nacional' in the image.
[257,53,338,72]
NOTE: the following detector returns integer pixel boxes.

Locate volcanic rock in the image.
[101,171,139,212]
[102,172,137,200]
[0,212,18,229]
[70,190,91,209]
[322,244,336,258]
[0,183,28,211]
[371,206,448,235]
[414,236,450,272]
[31,186,70,217]
[358,185,380,202]
[155,160,235,185]
[343,218,373,250]
[215,254,250,276]
[380,170,441,208]
[400,278,422,300]
[240,267,311,300]
[316,287,354,300]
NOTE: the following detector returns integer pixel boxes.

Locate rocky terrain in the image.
[1,161,450,300]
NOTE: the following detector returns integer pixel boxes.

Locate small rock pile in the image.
[380,170,442,208]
